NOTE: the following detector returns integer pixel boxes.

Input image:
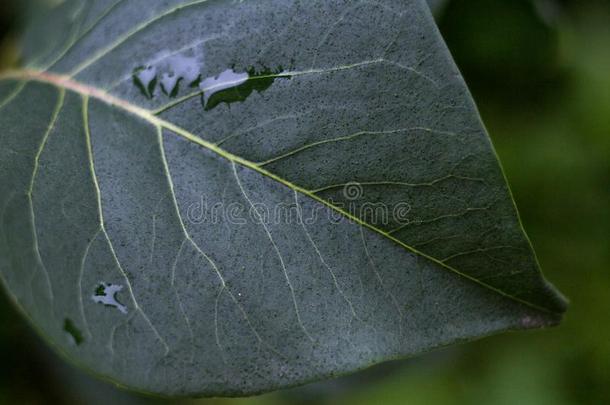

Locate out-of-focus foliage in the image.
[0,0,608,403]
[439,0,561,97]
[0,2,19,70]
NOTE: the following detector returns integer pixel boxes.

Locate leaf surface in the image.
[0,0,566,397]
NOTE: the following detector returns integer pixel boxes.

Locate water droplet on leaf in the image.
[133,54,202,99]
[133,66,157,99]
[200,68,249,108]
[63,318,84,345]
[200,66,291,111]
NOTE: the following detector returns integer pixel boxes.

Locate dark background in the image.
[0,0,608,403]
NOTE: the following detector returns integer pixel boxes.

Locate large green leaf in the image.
[0,0,566,397]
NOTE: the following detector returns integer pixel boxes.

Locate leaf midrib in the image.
[0,68,557,315]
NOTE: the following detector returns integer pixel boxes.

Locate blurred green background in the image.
[0,0,608,404]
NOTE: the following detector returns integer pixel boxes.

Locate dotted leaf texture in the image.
[0,0,567,397]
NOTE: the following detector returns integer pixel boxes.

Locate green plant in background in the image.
[0,0,608,404]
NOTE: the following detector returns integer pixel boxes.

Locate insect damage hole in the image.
[92,282,128,314]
